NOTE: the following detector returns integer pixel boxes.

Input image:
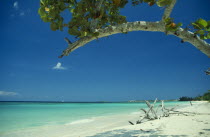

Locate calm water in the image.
[0,101,189,134]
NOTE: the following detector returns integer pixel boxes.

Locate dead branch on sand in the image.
[129,99,210,125]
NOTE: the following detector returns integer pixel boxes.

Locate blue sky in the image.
[0,0,209,101]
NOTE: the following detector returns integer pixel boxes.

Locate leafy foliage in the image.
[164,17,182,32]
[191,18,210,39]
[131,0,171,7]
[38,0,210,40]
[38,0,128,38]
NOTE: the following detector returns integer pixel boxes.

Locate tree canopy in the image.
[38,0,210,58]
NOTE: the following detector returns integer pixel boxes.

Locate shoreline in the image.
[1,101,210,137]
[92,101,210,137]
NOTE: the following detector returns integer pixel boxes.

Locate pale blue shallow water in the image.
[0,101,189,134]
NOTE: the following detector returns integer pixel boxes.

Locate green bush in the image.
[179,96,193,101]
[179,90,210,101]
[202,90,210,101]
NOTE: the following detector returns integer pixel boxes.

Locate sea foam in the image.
[65,118,94,125]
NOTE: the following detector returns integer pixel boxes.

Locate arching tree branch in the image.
[168,29,210,57]
[60,21,210,57]
[59,0,210,58]
[61,21,164,56]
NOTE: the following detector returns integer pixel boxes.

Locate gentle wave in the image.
[130,111,141,115]
[65,118,95,125]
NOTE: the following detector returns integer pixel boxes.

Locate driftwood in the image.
[129,99,210,125]
[136,99,158,124]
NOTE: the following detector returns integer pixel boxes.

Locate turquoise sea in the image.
[0,101,190,135]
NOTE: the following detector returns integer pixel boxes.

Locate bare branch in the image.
[60,21,210,58]
[64,37,72,44]
[60,21,165,57]
[168,28,210,57]
[162,0,177,21]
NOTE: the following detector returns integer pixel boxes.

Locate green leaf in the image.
[200,34,207,40]
[41,16,50,22]
[68,26,80,36]
[70,8,74,13]
[80,31,88,37]
[50,22,58,31]
[40,0,45,5]
[59,25,63,31]
[192,23,201,29]
[207,21,210,26]
[196,18,208,28]
[206,27,210,31]
[177,22,183,27]
[38,8,46,16]
[157,0,172,7]
[49,10,57,17]
[59,2,66,11]
[164,17,173,25]
[143,0,151,2]
[92,32,99,37]
[196,30,205,35]
[207,33,210,39]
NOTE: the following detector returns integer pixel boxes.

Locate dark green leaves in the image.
[41,16,51,22]
[68,26,80,36]
[192,18,210,39]
[131,0,171,7]
[156,0,172,7]
[50,22,58,31]
[38,7,46,16]
[38,0,128,38]
[196,18,208,28]
[38,0,210,41]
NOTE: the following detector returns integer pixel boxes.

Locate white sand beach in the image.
[1,101,210,137]
[75,101,210,137]
[110,101,210,137]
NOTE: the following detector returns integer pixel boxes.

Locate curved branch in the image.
[61,21,165,56]
[168,29,210,57]
[60,21,210,57]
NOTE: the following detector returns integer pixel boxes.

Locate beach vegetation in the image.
[195,90,210,101]
[179,96,193,101]
[179,90,210,102]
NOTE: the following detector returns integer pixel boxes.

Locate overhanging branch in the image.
[60,21,164,57]
[168,29,210,57]
[59,0,210,58]
[60,21,210,58]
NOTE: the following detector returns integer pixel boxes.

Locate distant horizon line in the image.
[0,99,179,103]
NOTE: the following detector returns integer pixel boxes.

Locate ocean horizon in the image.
[0,101,190,136]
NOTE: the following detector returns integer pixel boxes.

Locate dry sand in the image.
[80,101,210,137]
[2,101,210,137]
[108,101,210,137]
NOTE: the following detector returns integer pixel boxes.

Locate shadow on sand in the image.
[89,129,188,137]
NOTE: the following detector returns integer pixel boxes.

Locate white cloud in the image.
[0,91,18,96]
[53,62,67,70]
[13,1,19,10]
[12,2,26,17]
[20,11,25,16]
